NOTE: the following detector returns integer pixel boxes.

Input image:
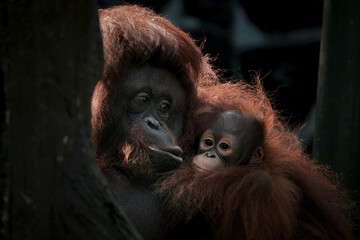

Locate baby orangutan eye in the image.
[219,142,230,150]
[204,139,214,146]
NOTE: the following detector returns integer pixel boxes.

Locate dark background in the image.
[0,0,358,239]
[99,0,323,154]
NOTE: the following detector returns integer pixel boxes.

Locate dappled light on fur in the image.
[122,143,132,164]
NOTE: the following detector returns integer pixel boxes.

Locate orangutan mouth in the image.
[148,146,183,163]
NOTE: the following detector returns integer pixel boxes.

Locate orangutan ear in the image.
[250,147,264,164]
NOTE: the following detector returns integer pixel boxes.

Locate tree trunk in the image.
[314,0,360,195]
[0,1,141,239]
[314,0,360,235]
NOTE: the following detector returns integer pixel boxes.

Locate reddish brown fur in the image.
[157,79,354,240]
[91,5,223,239]
[92,5,353,239]
[92,5,216,175]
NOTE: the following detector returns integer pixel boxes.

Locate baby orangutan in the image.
[193,110,264,171]
[157,109,273,239]
[157,81,353,240]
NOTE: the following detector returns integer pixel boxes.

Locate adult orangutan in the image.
[157,80,354,240]
[91,5,215,240]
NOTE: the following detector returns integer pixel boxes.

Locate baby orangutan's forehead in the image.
[212,110,253,134]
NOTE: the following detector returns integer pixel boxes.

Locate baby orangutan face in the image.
[193,110,264,171]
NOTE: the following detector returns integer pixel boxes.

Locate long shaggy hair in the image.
[157,78,354,240]
[92,5,217,174]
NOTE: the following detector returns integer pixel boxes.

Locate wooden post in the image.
[314,0,360,215]
[1,1,141,239]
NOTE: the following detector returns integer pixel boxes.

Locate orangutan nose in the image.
[205,151,216,158]
[144,116,160,130]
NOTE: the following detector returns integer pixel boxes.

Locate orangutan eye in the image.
[130,91,150,112]
[135,92,150,104]
[204,139,214,146]
[219,142,230,150]
[158,100,171,121]
[158,100,171,113]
